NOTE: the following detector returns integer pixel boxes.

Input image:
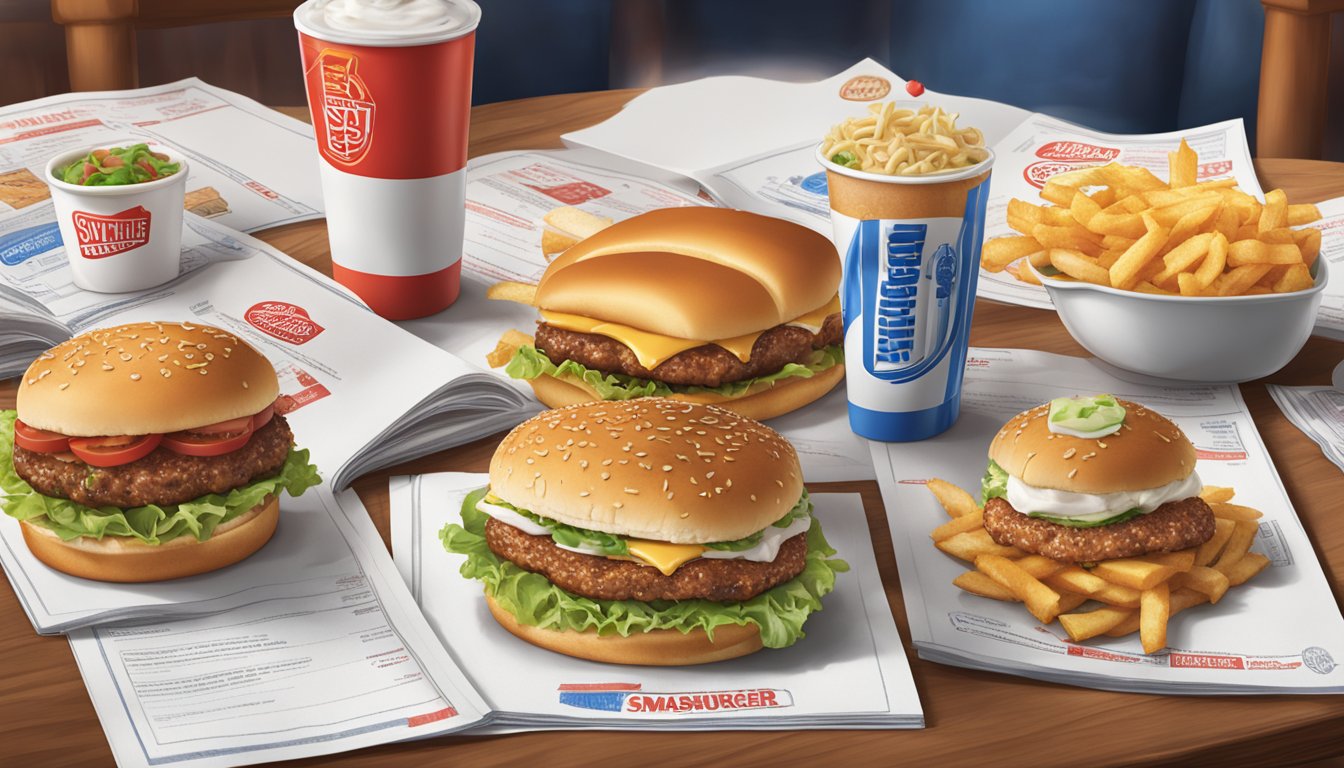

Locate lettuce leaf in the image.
[702,490,812,551]
[981,459,1009,504]
[504,344,843,401]
[1028,508,1144,528]
[483,495,629,556]
[442,486,848,648]
[1,410,321,545]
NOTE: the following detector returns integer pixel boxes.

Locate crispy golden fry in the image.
[1005,261,1043,285]
[1171,586,1212,614]
[1134,281,1176,295]
[485,329,535,368]
[1213,263,1273,296]
[1258,189,1288,233]
[953,571,1018,601]
[1153,232,1214,284]
[1273,264,1315,293]
[926,478,980,518]
[937,529,1024,561]
[1032,223,1103,256]
[1170,566,1230,604]
[486,280,539,304]
[1091,581,1143,608]
[1051,248,1111,286]
[1227,240,1304,267]
[1087,211,1147,239]
[1210,502,1264,523]
[1213,205,1241,242]
[1103,611,1142,638]
[1092,558,1179,591]
[1041,181,1079,207]
[1108,214,1169,290]
[1177,272,1205,297]
[1060,605,1133,641]
[1070,190,1103,227]
[1168,139,1198,188]
[977,555,1062,623]
[1140,583,1171,654]
[981,235,1044,272]
[1164,203,1219,249]
[931,510,986,543]
[1195,518,1237,567]
[1224,552,1270,586]
[1296,228,1322,267]
[1213,520,1260,573]
[1145,550,1196,572]
[1014,555,1066,580]
[1191,231,1228,290]
[1007,214,1036,235]
[1286,203,1322,225]
[1047,164,1109,187]
[1057,591,1089,615]
[1044,566,1108,595]
[1200,486,1236,504]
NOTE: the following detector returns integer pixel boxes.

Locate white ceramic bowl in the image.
[1029,258,1328,383]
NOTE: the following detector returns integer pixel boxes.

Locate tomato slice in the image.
[68,434,162,467]
[190,416,255,436]
[162,428,253,457]
[252,403,276,431]
[13,421,71,453]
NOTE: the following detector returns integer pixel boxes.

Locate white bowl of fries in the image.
[982,139,1329,382]
[1030,256,1326,382]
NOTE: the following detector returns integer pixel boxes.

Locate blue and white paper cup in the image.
[817,148,993,442]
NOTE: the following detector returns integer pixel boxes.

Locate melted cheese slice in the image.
[539,294,839,370]
[620,539,707,576]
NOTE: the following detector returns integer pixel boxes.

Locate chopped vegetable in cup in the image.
[56,144,180,186]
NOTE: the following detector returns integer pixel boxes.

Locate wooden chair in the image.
[1258,0,1344,158]
[51,0,301,92]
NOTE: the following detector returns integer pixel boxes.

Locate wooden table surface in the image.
[1,90,1342,767]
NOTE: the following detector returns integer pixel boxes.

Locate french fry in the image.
[1286,203,1322,226]
[1191,231,1228,290]
[1149,194,1222,228]
[1213,205,1240,242]
[1032,223,1103,255]
[1050,248,1111,286]
[937,529,1023,561]
[1200,486,1236,504]
[1134,281,1175,295]
[931,510,986,542]
[1296,227,1322,267]
[1108,214,1170,290]
[1258,189,1287,233]
[1047,164,1109,187]
[1005,261,1042,285]
[1168,139,1197,188]
[981,236,1043,271]
[1153,232,1214,284]
[1177,272,1205,297]
[1210,502,1264,523]
[1213,520,1260,573]
[1087,211,1147,239]
[1223,552,1270,586]
[1273,263,1315,293]
[1060,605,1133,641]
[1091,558,1178,591]
[1057,591,1090,615]
[926,478,980,518]
[1045,565,1109,596]
[1227,240,1304,267]
[1145,550,1196,572]
[1070,190,1103,227]
[1091,580,1142,608]
[485,280,539,304]
[1041,180,1079,207]
[1170,566,1231,604]
[1140,583,1170,654]
[485,329,535,368]
[1213,263,1272,296]
[1195,518,1236,567]
[1171,586,1212,614]
[1164,204,1219,249]
[1103,611,1142,638]
[1014,555,1066,580]
[977,555,1061,623]
[953,571,1018,601]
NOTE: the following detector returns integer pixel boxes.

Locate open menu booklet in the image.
[0,214,536,635]
[561,58,1343,340]
[388,472,923,730]
[870,347,1344,694]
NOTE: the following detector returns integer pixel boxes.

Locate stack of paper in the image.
[388,472,924,729]
[1268,383,1344,473]
[871,348,1344,694]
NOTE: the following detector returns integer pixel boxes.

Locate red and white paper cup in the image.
[294,0,481,320]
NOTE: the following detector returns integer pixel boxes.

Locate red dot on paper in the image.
[906,80,925,97]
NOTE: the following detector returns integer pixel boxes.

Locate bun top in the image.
[18,322,279,436]
[534,207,840,340]
[988,399,1196,494]
[489,398,805,543]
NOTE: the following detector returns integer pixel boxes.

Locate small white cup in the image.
[45,147,188,293]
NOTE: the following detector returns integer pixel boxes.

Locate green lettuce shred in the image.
[442,487,848,649]
[981,457,1142,527]
[482,495,630,556]
[981,459,1009,504]
[504,344,843,401]
[702,490,812,551]
[1,410,321,545]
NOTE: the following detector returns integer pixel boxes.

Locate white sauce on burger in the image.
[1005,471,1203,524]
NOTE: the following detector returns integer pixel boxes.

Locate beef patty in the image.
[13,415,293,508]
[535,313,842,388]
[982,495,1216,563]
[485,516,808,602]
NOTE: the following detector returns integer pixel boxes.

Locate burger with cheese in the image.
[2,321,321,582]
[492,207,844,421]
[981,395,1215,563]
[442,398,848,665]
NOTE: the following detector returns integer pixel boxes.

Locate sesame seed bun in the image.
[17,322,279,437]
[523,361,845,422]
[988,399,1196,494]
[485,592,763,665]
[534,207,840,341]
[19,494,279,582]
[489,398,804,544]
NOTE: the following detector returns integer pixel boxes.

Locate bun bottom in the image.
[527,362,844,421]
[486,592,763,666]
[20,494,279,582]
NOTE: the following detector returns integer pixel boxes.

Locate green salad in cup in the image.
[56,144,180,186]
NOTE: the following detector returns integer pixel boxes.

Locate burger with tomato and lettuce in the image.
[2,321,320,582]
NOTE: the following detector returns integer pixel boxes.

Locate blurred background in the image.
[4,0,1342,159]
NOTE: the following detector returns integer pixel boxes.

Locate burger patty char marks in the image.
[13,415,293,508]
[485,517,808,602]
[982,495,1216,563]
[535,313,841,388]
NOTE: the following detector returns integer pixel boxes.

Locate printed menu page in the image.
[67,487,491,768]
[0,78,322,233]
[1268,384,1344,474]
[1308,196,1344,341]
[870,348,1344,693]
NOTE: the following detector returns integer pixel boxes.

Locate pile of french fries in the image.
[926,480,1269,654]
[982,140,1323,296]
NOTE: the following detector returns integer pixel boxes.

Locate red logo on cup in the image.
[1034,141,1120,162]
[314,49,375,166]
[1022,160,1100,189]
[71,206,151,259]
[245,302,325,345]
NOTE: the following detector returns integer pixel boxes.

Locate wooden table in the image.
[1,90,1342,767]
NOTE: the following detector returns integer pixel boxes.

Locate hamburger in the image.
[980,394,1215,563]
[494,207,845,421]
[442,398,848,665]
[2,321,321,582]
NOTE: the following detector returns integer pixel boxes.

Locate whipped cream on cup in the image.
[296,0,480,45]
